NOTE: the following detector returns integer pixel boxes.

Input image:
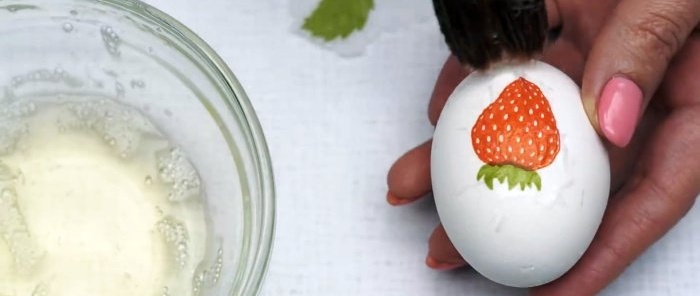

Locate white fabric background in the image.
[144,0,700,295]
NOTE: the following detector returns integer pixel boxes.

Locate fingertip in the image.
[386,141,432,199]
[578,0,700,147]
[427,224,467,270]
[425,255,464,271]
[386,192,420,206]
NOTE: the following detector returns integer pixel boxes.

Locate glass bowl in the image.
[0,0,275,295]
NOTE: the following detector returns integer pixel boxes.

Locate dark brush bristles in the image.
[433,0,548,70]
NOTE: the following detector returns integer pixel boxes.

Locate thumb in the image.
[581,0,700,147]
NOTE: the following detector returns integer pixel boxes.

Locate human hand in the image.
[387,0,700,294]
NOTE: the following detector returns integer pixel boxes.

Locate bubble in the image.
[62,22,74,32]
[100,25,121,57]
[156,216,189,268]
[145,176,153,185]
[70,9,78,15]
[130,80,146,89]
[156,147,202,202]
[53,67,65,77]
[211,247,224,284]
[63,99,160,157]
[191,267,208,296]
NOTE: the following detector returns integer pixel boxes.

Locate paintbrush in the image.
[433,0,549,70]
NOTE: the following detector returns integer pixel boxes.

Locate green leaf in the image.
[484,174,494,190]
[477,165,489,181]
[302,0,375,41]
[475,164,543,192]
[533,174,542,191]
[495,168,507,184]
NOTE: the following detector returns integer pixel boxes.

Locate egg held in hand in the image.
[431,60,611,288]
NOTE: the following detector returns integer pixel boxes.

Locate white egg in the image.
[431,60,610,288]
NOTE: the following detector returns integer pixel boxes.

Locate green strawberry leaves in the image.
[302,0,374,41]
[477,164,542,191]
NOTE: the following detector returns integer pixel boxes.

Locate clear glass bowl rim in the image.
[89,0,277,294]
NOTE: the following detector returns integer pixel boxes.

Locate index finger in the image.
[428,55,470,125]
[580,0,700,147]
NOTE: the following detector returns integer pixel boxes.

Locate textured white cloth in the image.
[145,1,700,295]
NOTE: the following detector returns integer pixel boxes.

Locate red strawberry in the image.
[471,77,560,190]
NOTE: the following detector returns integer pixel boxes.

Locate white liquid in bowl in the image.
[0,97,214,296]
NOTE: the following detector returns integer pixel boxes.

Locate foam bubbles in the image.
[156,216,189,268]
[190,246,224,295]
[211,248,223,284]
[191,266,207,296]
[9,68,83,88]
[0,97,210,294]
[100,25,121,57]
[156,147,201,202]
[62,99,160,157]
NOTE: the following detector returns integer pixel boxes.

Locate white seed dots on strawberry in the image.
[471,77,561,171]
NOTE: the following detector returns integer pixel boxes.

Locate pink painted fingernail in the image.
[597,77,643,147]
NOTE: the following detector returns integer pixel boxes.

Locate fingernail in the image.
[425,255,463,271]
[597,77,643,147]
[387,192,417,206]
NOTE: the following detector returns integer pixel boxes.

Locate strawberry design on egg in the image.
[471,77,560,190]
